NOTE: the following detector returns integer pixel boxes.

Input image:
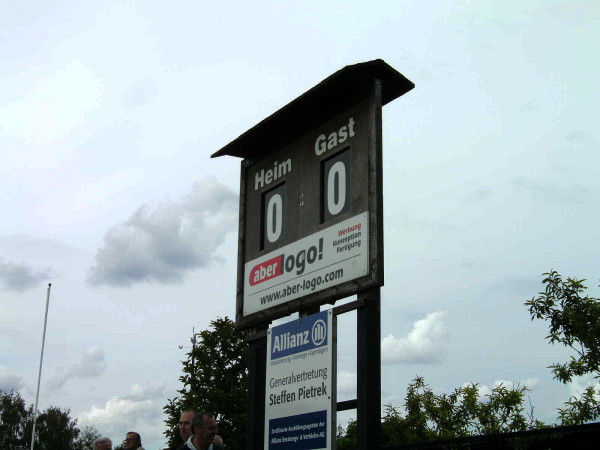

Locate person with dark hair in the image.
[94,437,113,450]
[177,412,222,450]
[124,431,145,449]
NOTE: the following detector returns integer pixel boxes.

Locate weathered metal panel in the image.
[236,84,383,329]
[212,59,414,161]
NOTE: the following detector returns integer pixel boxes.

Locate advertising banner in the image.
[245,213,368,316]
[265,310,335,450]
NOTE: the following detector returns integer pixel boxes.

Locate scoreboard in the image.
[212,60,414,329]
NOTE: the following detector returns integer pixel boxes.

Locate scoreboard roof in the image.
[210,59,414,161]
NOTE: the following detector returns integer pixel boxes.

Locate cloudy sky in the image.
[1,1,598,448]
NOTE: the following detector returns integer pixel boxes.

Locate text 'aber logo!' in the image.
[249,238,324,286]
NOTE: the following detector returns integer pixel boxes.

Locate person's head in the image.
[179,409,197,442]
[191,412,219,450]
[94,437,113,450]
[124,431,141,449]
[213,434,224,447]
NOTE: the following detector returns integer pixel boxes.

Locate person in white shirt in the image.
[178,412,222,450]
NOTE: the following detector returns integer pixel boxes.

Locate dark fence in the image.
[383,422,600,450]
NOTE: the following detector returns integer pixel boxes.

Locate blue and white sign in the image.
[265,310,335,450]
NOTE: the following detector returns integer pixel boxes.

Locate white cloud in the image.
[87,177,238,287]
[463,377,540,400]
[77,383,168,448]
[492,378,539,391]
[0,60,104,147]
[337,370,357,397]
[566,376,600,400]
[0,365,25,392]
[512,176,595,205]
[519,378,539,390]
[0,260,52,291]
[71,168,145,211]
[124,382,167,401]
[382,311,448,364]
[121,78,159,109]
[47,347,106,390]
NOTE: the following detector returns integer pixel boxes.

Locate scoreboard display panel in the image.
[237,86,383,328]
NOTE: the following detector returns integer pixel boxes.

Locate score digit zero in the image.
[262,116,356,247]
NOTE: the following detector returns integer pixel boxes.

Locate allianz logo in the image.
[272,319,327,353]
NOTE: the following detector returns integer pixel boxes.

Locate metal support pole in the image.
[299,305,320,317]
[246,323,268,450]
[31,283,52,450]
[357,287,381,449]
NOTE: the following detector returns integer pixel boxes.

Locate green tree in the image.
[336,377,545,449]
[73,425,101,450]
[525,270,600,383]
[404,377,545,436]
[1,389,89,450]
[31,406,80,450]
[526,270,600,424]
[163,317,248,449]
[0,390,32,449]
[558,385,600,426]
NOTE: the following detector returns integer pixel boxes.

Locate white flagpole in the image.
[30,283,52,450]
